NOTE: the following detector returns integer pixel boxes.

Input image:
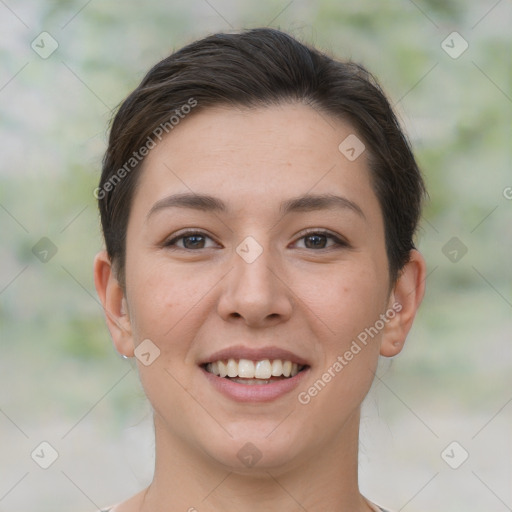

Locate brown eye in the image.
[304,234,328,249]
[164,231,218,250]
[181,234,206,249]
[294,230,348,250]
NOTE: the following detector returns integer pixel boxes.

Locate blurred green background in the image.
[0,1,510,511]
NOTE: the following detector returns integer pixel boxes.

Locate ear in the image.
[380,249,427,357]
[93,250,135,357]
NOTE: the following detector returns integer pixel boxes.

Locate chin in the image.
[201,429,306,474]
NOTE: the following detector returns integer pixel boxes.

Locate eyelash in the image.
[163,229,349,251]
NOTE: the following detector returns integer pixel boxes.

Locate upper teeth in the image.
[205,359,302,379]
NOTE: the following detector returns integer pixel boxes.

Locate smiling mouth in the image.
[202,358,308,385]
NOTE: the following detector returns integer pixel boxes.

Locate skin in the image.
[94,102,426,512]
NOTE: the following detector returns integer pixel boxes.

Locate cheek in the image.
[124,258,181,339]
[297,267,384,421]
[125,258,218,347]
[292,261,387,339]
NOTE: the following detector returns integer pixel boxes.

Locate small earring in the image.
[121,354,129,359]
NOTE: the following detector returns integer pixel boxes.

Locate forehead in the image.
[130,103,381,225]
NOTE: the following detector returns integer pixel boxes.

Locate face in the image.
[117,103,397,472]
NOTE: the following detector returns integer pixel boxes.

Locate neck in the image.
[140,408,372,512]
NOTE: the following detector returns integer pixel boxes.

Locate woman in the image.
[94,27,426,512]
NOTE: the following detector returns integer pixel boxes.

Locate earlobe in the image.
[93,250,135,357]
[380,250,427,357]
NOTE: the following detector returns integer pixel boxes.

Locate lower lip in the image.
[200,366,310,403]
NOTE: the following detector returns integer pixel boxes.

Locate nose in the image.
[216,239,293,328]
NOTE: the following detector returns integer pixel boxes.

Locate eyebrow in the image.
[146,192,366,221]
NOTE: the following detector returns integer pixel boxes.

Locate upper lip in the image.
[199,345,310,367]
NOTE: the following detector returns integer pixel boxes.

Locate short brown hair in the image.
[98,27,426,288]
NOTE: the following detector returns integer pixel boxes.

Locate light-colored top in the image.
[368,501,390,512]
[370,504,390,512]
